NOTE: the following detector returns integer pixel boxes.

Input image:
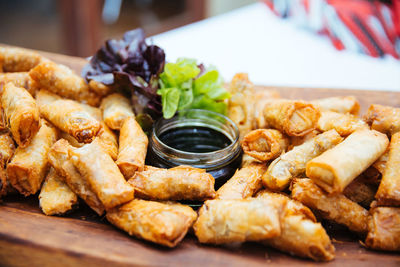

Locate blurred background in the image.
[0,0,256,56]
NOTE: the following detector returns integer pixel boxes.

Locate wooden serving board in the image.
[0,49,399,267]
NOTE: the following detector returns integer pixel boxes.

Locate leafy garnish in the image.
[82,28,165,118]
[158,58,230,119]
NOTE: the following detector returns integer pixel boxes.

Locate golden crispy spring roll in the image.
[263,130,343,191]
[100,93,134,130]
[116,117,147,178]
[375,132,400,206]
[365,207,400,251]
[241,129,289,162]
[1,83,40,147]
[241,153,262,167]
[0,47,41,72]
[311,96,360,115]
[253,90,280,129]
[343,175,376,208]
[35,88,62,106]
[48,139,104,215]
[372,150,388,175]
[38,167,78,216]
[88,80,113,96]
[194,198,282,244]
[306,129,388,194]
[263,99,320,137]
[227,73,255,137]
[291,179,369,234]
[216,163,267,200]
[256,190,335,262]
[7,121,58,196]
[70,142,134,210]
[129,165,215,201]
[39,99,101,143]
[317,111,367,136]
[364,104,400,136]
[289,129,320,148]
[29,61,100,106]
[107,199,197,248]
[0,131,15,197]
[0,72,37,96]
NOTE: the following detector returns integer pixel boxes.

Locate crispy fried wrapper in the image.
[256,190,335,261]
[0,47,41,72]
[241,129,289,162]
[39,167,78,216]
[372,150,388,175]
[0,72,38,96]
[1,83,40,147]
[100,93,134,130]
[253,89,280,129]
[88,80,114,96]
[29,61,100,106]
[7,121,58,196]
[263,130,343,191]
[216,163,267,200]
[48,139,104,215]
[116,117,147,178]
[288,130,320,149]
[39,99,101,143]
[0,131,15,197]
[194,198,282,244]
[365,207,400,251]
[343,175,377,208]
[291,179,369,234]
[129,165,215,201]
[107,199,197,248]
[364,104,400,136]
[317,111,367,136]
[70,142,134,210]
[311,96,360,115]
[263,99,320,137]
[375,132,400,206]
[306,129,388,194]
[227,73,255,137]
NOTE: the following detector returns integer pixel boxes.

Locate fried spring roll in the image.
[256,190,335,261]
[106,199,197,248]
[375,132,400,206]
[0,47,41,72]
[227,73,255,137]
[262,130,343,191]
[317,111,367,136]
[306,129,388,194]
[253,90,280,129]
[263,99,320,137]
[38,167,78,216]
[70,142,134,210]
[372,150,388,175]
[241,129,289,162]
[100,93,134,130]
[116,117,147,178]
[129,165,215,201]
[364,104,400,136]
[194,198,282,244]
[88,80,113,96]
[311,96,360,115]
[0,72,37,95]
[291,179,369,234]
[1,83,40,147]
[216,163,267,199]
[289,129,320,148]
[39,99,101,143]
[7,121,58,196]
[365,207,400,251]
[0,131,15,197]
[29,61,100,106]
[48,139,104,215]
[343,176,376,208]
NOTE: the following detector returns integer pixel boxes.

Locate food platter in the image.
[0,49,399,267]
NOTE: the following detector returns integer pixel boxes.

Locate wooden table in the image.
[0,51,399,267]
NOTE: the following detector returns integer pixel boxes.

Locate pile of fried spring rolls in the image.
[1,49,399,259]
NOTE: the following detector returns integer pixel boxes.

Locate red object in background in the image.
[263,0,400,59]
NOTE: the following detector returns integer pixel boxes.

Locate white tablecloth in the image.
[152,2,400,92]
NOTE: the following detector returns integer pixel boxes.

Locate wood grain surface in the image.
[0,48,399,267]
